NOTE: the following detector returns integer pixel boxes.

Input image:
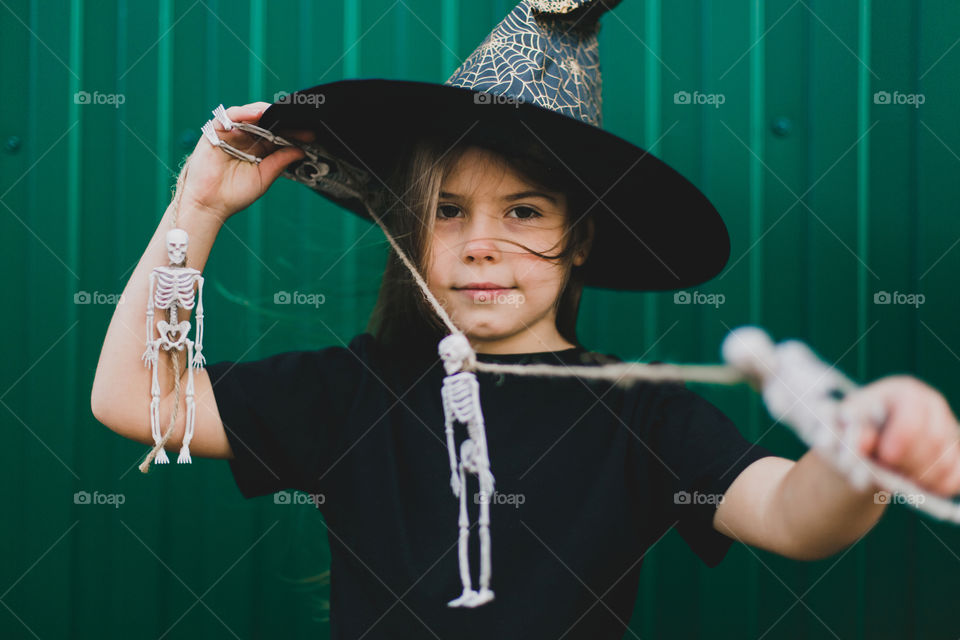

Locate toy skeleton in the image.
[141,228,206,464]
[439,334,496,608]
[721,326,960,522]
[202,105,374,205]
[721,327,879,492]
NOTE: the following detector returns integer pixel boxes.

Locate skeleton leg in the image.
[448,440,478,608]
[474,465,495,606]
[178,340,196,464]
[150,341,169,464]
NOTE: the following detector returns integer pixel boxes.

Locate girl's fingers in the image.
[279,128,317,143]
[858,423,880,457]
[259,146,306,185]
[224,102,272,123]
[210,103,272,141]
[210,101,316,158]
[241,128,316,158]
[842,392,885,457]
[201,101,316,190]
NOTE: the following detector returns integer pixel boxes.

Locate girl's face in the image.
[426,146,588,354]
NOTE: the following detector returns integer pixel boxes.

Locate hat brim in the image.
[258,78,729,292]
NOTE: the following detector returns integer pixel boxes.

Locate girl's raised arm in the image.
[90,102,309,459]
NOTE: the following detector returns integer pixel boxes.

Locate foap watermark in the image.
[474,490,525,508]
[874,490,925,507]
[74,90,125,108]
[473,92,522,109]
[473,291,525,307]
[674,90,725,109]
[674,490,725,506]
[274,290,326,308]
[874,90,925,109]
[673,290,725,308]
[74,290,126,305]
[274,491,326,507]
[74,490,126,509]
[873,290,924,308]
[273,90,325,106]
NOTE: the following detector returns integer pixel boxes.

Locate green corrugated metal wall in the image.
[2,0,959,637]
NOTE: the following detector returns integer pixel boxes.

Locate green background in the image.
[2,0,959,638]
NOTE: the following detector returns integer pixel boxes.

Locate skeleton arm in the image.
[141,271,157,366]
[442,384,463,497]
[192,275,206,368]
[471,410,495,496]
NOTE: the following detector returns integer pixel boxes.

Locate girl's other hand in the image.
[181,101,316,223]
[849,375,960,498]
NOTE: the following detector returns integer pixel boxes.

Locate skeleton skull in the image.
[166,228,189,265]
[439,333,473,375]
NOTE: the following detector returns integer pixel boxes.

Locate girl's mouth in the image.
[455,287,516,302]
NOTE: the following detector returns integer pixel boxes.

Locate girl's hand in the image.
[180,101,315,222]
[847,375,960,497]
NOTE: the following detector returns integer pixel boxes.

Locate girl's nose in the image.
[462,237,502,263]
[460,214,502,263]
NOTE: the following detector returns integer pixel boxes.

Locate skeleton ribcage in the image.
[154,270,196,310]
[444,372,481,424]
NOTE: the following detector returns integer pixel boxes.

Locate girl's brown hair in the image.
[366,121,595,361]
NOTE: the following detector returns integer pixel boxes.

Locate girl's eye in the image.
[507,206,543,221]
[437,204,461,219]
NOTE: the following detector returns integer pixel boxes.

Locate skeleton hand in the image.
[193,103,317,221]
[141,344,158,368]
[192,349,206,369]
[450,471,462,498]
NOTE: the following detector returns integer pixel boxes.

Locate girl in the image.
[92,101,960,640]
[92,1,960,636]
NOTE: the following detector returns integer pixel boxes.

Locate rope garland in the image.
[187,106,960,609]
[472,361,748,386]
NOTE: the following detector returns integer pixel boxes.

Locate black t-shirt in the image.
[205,333,775,640]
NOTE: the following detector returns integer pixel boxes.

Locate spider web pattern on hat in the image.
[445,0,624,128]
